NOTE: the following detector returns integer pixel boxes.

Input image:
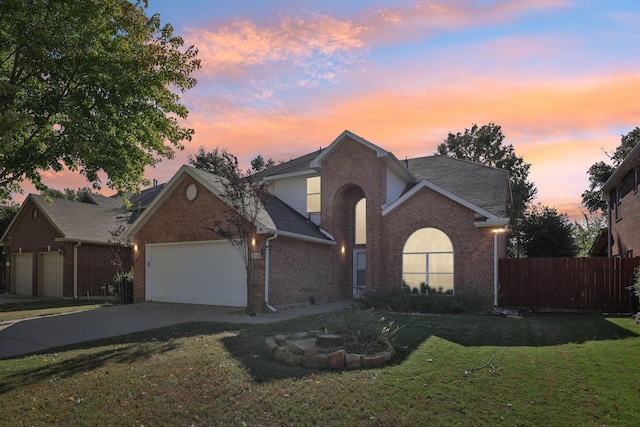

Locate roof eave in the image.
[256,228,336,246]
[601,141,640,198]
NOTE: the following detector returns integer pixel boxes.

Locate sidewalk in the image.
[0,300,353,359]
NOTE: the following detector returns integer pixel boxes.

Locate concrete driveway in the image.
[0,299,351,359]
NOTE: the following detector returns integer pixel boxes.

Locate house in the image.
[1,185,163,298]
[123,130,511,309]
[601,141,640,258]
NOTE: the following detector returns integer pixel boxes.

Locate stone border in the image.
[264,330,394,370]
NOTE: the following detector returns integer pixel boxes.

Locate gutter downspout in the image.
[264,234,278,312]
[74,242,82,299]
[493,231,499,308]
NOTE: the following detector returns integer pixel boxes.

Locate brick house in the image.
[601,141,640,257]
[123,130,511,309]
[1,187,162,298]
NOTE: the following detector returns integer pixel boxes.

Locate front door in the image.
[353,249,366,298]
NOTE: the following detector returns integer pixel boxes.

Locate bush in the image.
[360,287,492,315]
[111,268,133,304]
[322,309,403,354]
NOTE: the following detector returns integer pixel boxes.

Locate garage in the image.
[12,253,33,296]
[145,241,247,307]
[39,252,64,297]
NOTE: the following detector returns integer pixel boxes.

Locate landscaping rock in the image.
[301,354,328,369]
[283,349,302,366]
[361,351,392,368]
[344,353,362,370]
[327,349,345,369]
[287,338,316,355]
[273,346,286,362]
[273,334,287,346]
[303,346,320,357]
[265,337,279,357]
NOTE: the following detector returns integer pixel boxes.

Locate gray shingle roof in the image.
[406,155,510,217]
[264,195,330,241]
[31,195,131,244]
[251,149,324,180]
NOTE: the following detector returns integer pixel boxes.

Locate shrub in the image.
[322,309,403,354]
[360,287,492,314]
[111,268,133,304]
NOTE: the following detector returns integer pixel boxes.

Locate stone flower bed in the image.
[265,330,394,370]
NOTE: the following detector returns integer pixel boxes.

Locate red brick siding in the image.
[382,186,499,296]
[267,236,335,305]
[320,137,386,293]
[611,185,640,257]
[2,199,130,298]
[132,175,266,308]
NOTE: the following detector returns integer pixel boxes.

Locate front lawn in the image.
[0,310,638,426]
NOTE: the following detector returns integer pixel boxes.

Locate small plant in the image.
[323,310,404,354]
[628,266,640,317]
[360,287,492,314]
[111,268,133,304]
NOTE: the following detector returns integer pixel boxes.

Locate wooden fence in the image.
[499,257,640,313]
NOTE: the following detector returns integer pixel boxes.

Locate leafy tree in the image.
[436,123,537,256]
[40,186,95,201]
[0,204,19,291]
[572,212,607,257]
[189,147,274,175]
[199,149,271,312]
[582,127,640,214]
[521,204,577,258]
[0,0,200,201]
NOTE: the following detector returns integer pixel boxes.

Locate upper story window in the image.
[306,176,321,213]
[355,198,366,245]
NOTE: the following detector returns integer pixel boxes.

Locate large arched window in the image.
[402,228,454,295]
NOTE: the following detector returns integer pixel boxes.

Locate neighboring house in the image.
[1,185,163,298]
[123,130,511,309]
[601,141,640,258]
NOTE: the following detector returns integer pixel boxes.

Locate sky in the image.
[27,0,640,220]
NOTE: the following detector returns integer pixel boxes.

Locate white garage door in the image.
[146,241,247,307]
[41,252,64,297]
[12,253,33,296]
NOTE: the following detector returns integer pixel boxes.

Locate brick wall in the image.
[2,198,129,298]
[319,136,386,293]
[267,236,335,305]
[132,174,267,308]
[611,184,640,257]
[382,186,499,296]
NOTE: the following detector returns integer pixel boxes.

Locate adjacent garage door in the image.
[12,253,33,296]
[40,252,64,297]
[146,241,247,307]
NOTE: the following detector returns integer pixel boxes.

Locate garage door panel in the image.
[13,253,33,296]
[147,241,247,307]
[41,252,63,297]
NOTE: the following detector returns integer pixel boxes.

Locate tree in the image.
[521,204,576,257]
[197,149,271,312]
[0,0,200,201]
[436,123,537,256]
[40,186,96,201]
[582,127,640,214]
[188,147,274,175]
[572,212,607,257]
[0,204,19,292]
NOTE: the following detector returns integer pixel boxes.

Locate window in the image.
[355,198,366,245]
[306,176,321,213]
[402,228,454,295]
[615,186,622,220]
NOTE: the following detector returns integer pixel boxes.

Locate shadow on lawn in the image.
[2,310,638,388]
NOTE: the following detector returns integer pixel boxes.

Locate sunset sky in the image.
[29,0,640,220]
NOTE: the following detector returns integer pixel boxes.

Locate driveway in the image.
[0,299,351,359]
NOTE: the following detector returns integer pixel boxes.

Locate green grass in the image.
[0,299,110,322]
[1,310,639,426]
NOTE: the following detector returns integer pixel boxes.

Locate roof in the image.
[406,155,511,218]
[123,166,335,245]
[252,150,324,181]
[26,195,130,244]
[601,141,640,199]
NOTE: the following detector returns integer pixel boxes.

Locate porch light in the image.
[134,244,138,252]
[251,238,256,247]
[341,244,346,255]
[58,247,65,256]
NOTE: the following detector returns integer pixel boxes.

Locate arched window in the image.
[355,198,366,245]
[402,228,454,295]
